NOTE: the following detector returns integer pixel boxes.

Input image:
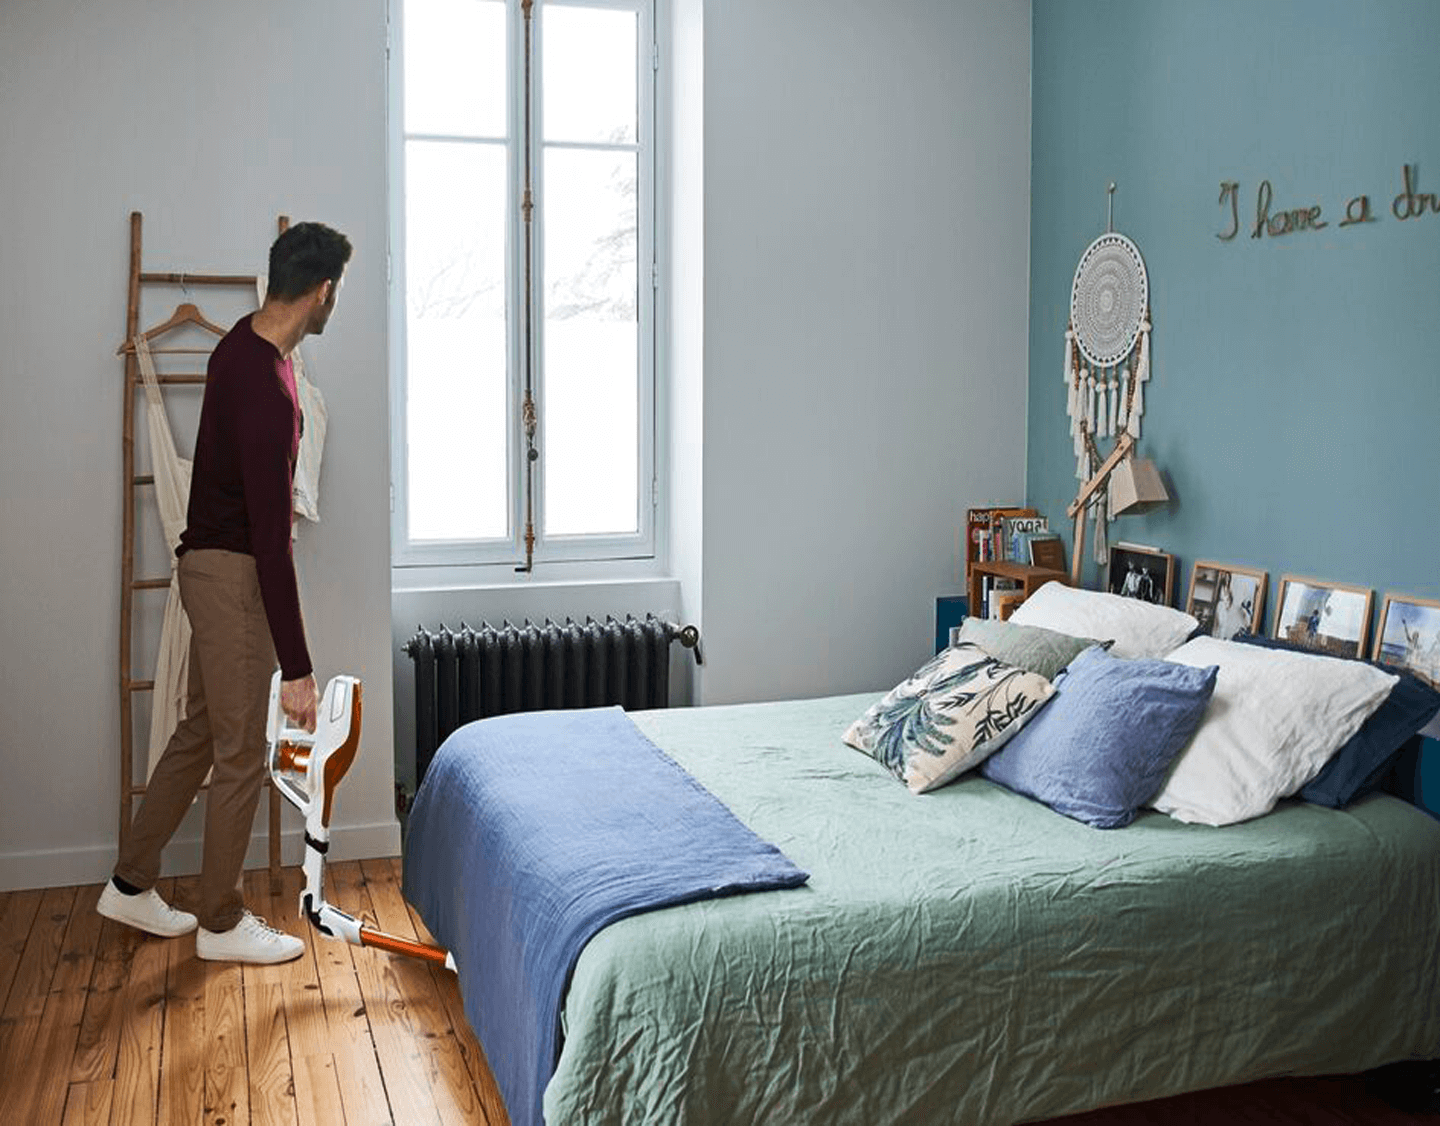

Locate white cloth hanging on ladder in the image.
[255,276,327,530]
[135,336,193,780]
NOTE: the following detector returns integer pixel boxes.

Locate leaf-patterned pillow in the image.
[843,643,1056,794]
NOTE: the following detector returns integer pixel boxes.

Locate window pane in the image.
[404,0,507,137]
[542,147,639,536]
[405,140,510,541]
[543,6,637,145]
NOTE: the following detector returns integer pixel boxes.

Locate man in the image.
[99,222,352,964]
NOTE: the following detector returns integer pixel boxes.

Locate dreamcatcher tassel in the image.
[1116,362,1131,432]
[1069,373,1081,450]
[1064,329,1075,420]
[1126,316,1151,438]
[1092,493,1108,562]
[1089,373,1098,434]
[1107,375,1119,435]
[1068,362,1080,462]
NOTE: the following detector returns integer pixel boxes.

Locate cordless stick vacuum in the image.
[266,670,455,971]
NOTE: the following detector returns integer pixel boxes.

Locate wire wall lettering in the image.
[1216,164,1437,242]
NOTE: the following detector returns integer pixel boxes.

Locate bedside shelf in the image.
[968,561,1068,622]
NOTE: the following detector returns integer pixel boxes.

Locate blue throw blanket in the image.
[403,707,810,1126]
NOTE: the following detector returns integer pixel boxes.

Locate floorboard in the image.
[1,866,1431,1126]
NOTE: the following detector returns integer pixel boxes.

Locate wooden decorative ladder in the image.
[117,210,289,894]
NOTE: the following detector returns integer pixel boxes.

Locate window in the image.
[392,0,658,569]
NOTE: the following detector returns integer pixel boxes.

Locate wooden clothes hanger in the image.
[116,300,228,355]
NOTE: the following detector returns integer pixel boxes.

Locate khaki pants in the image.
[116,549,277,931]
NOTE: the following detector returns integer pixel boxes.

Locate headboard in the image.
[1387,737,1440,821]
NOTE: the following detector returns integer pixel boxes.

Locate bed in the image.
[404,679,1440,1126]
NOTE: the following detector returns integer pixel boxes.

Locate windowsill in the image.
[390,555,675,594]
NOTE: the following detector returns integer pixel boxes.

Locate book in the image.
[993,589,1026,621]
[1001,515,1049,563]
[1027,532,1066,573]
[965,506,1038,578]
[987,578,1021,620]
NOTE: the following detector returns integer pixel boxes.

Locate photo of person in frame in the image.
[1274,577,1371,660]
[1107,545,1173,607]
[1376,595,1440,691]
[1187,563,1266,641]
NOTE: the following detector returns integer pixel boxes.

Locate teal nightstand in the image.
[935,596,968,653]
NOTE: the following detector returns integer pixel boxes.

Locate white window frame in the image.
[388,0,661,573]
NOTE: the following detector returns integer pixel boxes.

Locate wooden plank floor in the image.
[2,865,1434,1125]
[0,860,509,1126]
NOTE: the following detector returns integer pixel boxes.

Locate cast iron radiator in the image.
[404,615,702,789]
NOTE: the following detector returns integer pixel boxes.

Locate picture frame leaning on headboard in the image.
[1273,575,1373,661]
[1374,592,1440,692]
[1186,561,1267,641]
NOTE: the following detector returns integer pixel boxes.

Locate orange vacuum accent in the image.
[321,682,363,828]
[360,926,451,966]
[276,742,311,774]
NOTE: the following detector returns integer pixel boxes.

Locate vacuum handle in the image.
[267,668,317,750]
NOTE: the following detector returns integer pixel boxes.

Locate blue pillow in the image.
[1233,632,1440,808]
[981,646,1218,828]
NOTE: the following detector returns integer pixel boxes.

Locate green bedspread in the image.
[543,693,1440,1125]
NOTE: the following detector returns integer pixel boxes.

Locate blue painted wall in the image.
[1027,0,1440,806]
[1029,0,1438,608]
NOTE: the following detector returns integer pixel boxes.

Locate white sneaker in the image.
[196,911,304,964]
[97,880,198,937]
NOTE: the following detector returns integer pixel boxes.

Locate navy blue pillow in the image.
[980,646,1218,828]
[1233,632,1440,807]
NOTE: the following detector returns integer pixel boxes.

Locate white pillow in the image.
[1007,581,1198,659]
[1152,636,1398,826]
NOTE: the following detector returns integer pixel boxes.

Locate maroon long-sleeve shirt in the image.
[177,314,312,679]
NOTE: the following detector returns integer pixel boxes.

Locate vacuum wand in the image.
[266,670,454,971]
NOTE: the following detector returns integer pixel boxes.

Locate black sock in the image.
[111,875,144,896]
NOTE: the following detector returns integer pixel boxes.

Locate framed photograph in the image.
[1186,561,1267,640]
[1106,543,1175,606]
[1373,593,1440,690]
[1027,532,1066,573]
[1273,575,1373,659]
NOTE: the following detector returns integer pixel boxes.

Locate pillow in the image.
[1233,632,1440,808]
[980,646,1218,828]
[1152,636,1399,825]
[1007,581,1198,659]
[844,643,1055,794]
[952,616,1110,681]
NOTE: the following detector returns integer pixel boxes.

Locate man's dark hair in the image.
[267,222,353,301]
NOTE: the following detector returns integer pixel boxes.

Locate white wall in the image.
[387,0,1033,762]
[691,0,1033,703]
[0,0,399,891]
[1,0,1034,890]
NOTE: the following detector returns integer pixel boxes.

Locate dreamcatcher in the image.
[1064,186,1152,564]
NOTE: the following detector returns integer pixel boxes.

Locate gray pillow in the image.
[953,616,1109,681]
